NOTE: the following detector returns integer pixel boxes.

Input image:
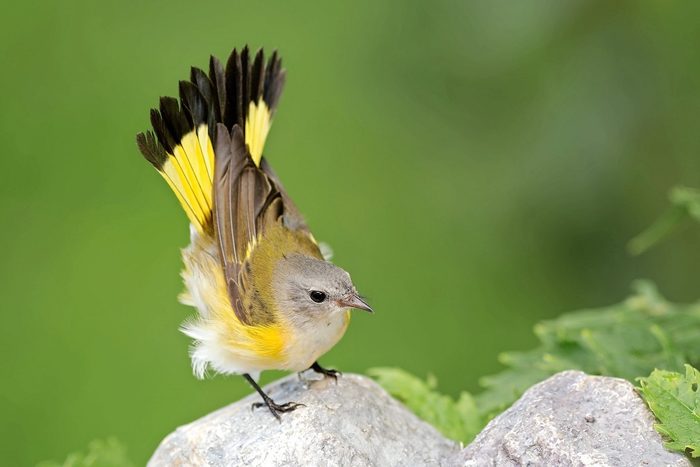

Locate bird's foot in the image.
[251,398,305,421]
[311,361,342,384]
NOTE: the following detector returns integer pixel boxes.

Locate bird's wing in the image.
[214,124,285,325]
[259,157,309,232]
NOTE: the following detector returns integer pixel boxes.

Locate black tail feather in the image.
[136,46,286,166]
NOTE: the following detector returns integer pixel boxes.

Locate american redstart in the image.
[136,46,372,419]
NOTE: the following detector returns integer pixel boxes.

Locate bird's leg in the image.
[310,361,341,383]
[243,374,305,420]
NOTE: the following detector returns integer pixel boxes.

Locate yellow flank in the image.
[180,207,348,376]
[210,262,288,364]
[245,100,271,166]
[180,231,290,370]
[157,124,215,232]
[227,322,286,360]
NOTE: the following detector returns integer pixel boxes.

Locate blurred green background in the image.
[2,0,699,464]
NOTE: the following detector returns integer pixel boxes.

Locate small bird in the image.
[136,46,372,418]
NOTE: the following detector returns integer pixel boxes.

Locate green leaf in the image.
[476,281,699,417]
[371,281,700,447]
[628,186,700,255]
[475,350,552,419]
[367,367,481,443]
[638,365,700,458]
[36,438,134,467]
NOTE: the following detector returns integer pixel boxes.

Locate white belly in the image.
[282,311,350,372]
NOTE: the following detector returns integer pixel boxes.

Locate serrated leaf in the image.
[475,363,551,419]
[638,365,700,458]
[474,282,698,421]
[455,391,482,439]
[369,282,700,450]
[367,367,481,443]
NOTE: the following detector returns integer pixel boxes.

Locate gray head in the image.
[272,254,372,319]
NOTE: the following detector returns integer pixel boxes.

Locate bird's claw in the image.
[251,399,305,420]
[321,368,341,384]
[311,362,342,384]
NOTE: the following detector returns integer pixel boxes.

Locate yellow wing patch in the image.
[157,124,215,232]
[245,100,271,167]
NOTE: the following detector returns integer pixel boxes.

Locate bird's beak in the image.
[338,293,374,313]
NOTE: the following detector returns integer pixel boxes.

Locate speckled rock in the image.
[148,373,460,466]
[457,370,691,467]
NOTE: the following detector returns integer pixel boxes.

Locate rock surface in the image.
[458,370,691,467]
[148,373,459,466]
[150,370,691,466]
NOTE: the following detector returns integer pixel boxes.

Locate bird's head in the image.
[272,254,372,322]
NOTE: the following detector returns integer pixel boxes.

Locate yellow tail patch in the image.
[138,47,286,231]
[158,125,215,232]
[245,100,271,167]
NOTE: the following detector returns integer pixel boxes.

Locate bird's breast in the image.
[282,311,350,372]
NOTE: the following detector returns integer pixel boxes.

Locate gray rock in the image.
[457,370,691,467]
[148,373,460,466]
[150,370,690,466]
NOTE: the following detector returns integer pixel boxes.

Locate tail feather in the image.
[136,46,285,232]
[223,47,285,165]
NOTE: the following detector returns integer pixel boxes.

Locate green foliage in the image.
[638,365,700,458]
[370,281,700,443]
[629,186,700,255]
[6,3,700,464]
[475,280,699,420]
[367,368,481,443]
[36,438,133,467]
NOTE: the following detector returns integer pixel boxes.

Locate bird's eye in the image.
[309,290,327,303]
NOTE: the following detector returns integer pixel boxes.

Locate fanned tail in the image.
[223,48,285,166]
[136,47,286,232]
